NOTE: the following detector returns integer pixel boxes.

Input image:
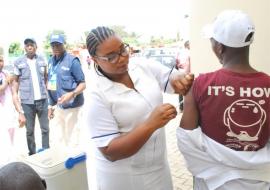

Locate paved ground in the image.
[164,94,193,190]
[3,92,193,190]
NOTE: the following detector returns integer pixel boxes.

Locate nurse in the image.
[84,26,193,190]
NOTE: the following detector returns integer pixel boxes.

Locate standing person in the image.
[0,56,16,164]
[86,55,92,69]
[177,10,270,190]
[12,38,49,156]
[177,40,191,74]
[84,26,194,190]
[47,34,86,147]
[176,40,191,112]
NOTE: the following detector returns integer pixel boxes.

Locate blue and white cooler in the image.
[23,146,89,190]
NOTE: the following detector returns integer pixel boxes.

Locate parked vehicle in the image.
[147,55,177,69]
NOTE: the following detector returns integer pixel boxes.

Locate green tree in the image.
[8,42,23,57]
[83,26,180,48]
[110,25,129,38]
[110,26,140,46]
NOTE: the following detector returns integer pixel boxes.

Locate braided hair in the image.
[86,26,115,56]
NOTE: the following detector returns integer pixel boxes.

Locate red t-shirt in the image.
[193,68,270,151]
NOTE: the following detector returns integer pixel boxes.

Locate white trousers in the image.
[51,106,81,147]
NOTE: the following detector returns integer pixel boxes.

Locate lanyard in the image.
[50,62,59,76]
[49,53,65,77]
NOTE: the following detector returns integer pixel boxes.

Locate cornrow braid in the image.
[86,26,115,56]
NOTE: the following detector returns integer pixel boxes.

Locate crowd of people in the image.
[0,9,269,190]
[0,34,86,159]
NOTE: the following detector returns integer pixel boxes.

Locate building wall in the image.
[189,0,270,75]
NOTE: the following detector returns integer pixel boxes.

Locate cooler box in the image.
[23,147,89,190]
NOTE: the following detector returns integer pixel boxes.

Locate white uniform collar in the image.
[94,62,140,94]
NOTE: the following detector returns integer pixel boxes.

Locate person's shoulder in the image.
[196,70,220,81]
[36,54,47,64]
[14,55,26,63]
[84,75,113,107]
[36,54,45,59]
[129,56,165,72]
[66,53,78,60]
[66,53,80,64]
[192,70,222,91]
[258,71,270,78]
[257,72,270,84]
[13,56,27,68]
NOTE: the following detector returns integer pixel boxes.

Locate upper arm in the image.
[13,59,21,76]
[180,87,199,130]
[84,92,120,148]
[71,59,85,83]
[11,75,20,107]
[11,75,19,94]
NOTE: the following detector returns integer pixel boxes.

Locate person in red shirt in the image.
[177,10,270,190]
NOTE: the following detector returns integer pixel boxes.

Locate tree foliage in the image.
[84,25,182,50]
[149,36,176,47]
[110,25,129,38]
[8,42,23,56]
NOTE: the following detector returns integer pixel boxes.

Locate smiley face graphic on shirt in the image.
[224,99,266,142]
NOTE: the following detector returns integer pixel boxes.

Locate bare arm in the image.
[99,103,177,161]
[179,87,199,130]
[57,82,86,105]
[11,76,22,113]
[73,81,86,96]
[11,76,26,127]
[170,73,194,95]
[0,77,9,93]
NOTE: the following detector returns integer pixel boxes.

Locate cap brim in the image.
[50,40,64,44]
[24,39,36,44]
[202,24,214,39]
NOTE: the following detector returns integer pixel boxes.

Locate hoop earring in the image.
[93,63,111,80]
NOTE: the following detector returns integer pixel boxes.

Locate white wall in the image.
[189,0,270,75]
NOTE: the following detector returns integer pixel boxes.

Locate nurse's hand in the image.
[98,103,177,161]
[146,103,177,130]
[170,73,194,95]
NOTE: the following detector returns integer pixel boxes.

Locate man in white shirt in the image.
[12,38,49,155]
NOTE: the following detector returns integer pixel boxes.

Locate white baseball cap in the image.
[203,10,255,48]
